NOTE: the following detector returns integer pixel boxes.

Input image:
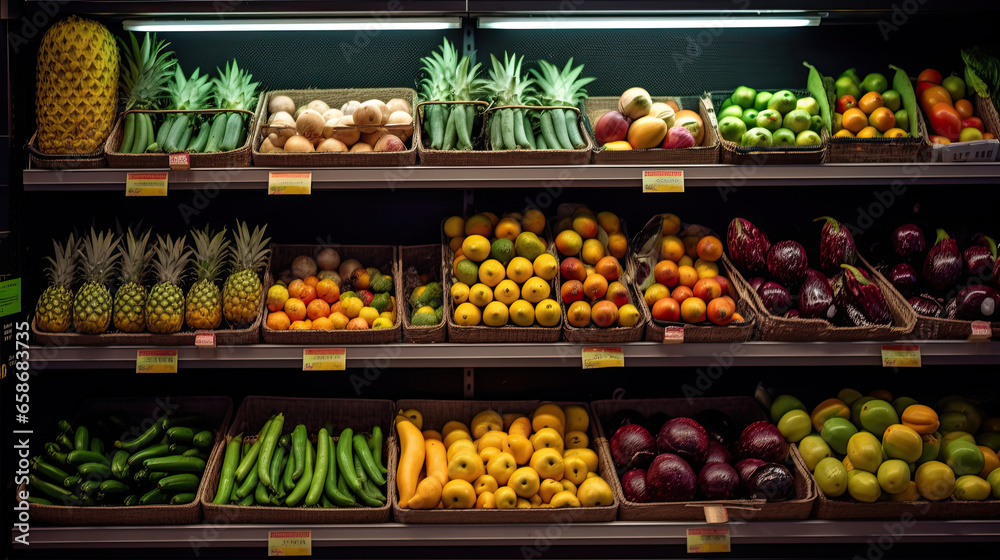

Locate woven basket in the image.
[907,315,1000,341]
[25,396,232,525]
[416,101,594,166]
[919,94,1000,162]
[105,109,255,168]
[586,95,720,164]
[400,244,448,344]
[710,90,828,165]
[260,244,402,344]
[591,397,816,521]
[729,254,916,342]
[201,396,396,523]
[392,399,618,523]
[251,88,417,167]
[826,116,927,163]
[27,132,107,169]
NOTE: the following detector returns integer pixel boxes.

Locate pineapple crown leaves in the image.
[211,59,260,112]
[45,233,79,288]
[419,38,460,101]
[485,52,538,107]
[118,228,155,285]
[452,55,489,102]
[168,64,214,110]
[190,226,231,283]
[529,58,596,106]
[229,221,271,273]
[78,228,122,285]
[118,31,177,111]
[150,234,193,286]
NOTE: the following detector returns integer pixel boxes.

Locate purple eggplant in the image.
[945,297,958,319]
[767,241,808,285]
[956,285,1000,321]
[893,224,926,258]
[758,282,792,315]
[908,295,943,318]
[890,263,920,297]
[815,216,857,273]
[748,277,766,293]
[922,229,963,293]
[798,269,834,319]
[727,218,771,275]
[841,264,892,324]
[965,240,995,280]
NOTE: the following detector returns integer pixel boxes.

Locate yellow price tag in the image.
[269,172,312,195]
[136,349,178,374]
[125,172,168,196]
[303,348,346,371]
[268,530,311,556]
[642,170,684,193]
[687,527,731,553]
[581,346,624,369]
[881,345,921,368]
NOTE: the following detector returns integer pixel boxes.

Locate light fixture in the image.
[123,17,463,32]
[477,15,821,30]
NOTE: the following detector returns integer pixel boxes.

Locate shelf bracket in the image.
[464,367,474,399]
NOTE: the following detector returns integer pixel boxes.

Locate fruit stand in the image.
[4,1,1000,559]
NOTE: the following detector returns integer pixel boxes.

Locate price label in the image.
[194,331,217,348]
[642,170,684,193]
[0,278,21,317]
[269,172,312,195]
[168,153,191,170]
[687,527,730,553]
[126,172,168,196]
[136,349,178,373]
[581,346,624,369]
[268,530,311,556]
[969,321,992,341]
[303,348,346,371]
[881,345,921,368]
[662,326,685,344]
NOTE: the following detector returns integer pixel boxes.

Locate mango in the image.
[954,475,991,501]
[821,417,857,455]
[915,461,955,501]
[859,399,899,436]
[837,388,864,407]
[888,481,920,502]
[892,397,920,418]
[976,432,1000,453]
[811,398,851,432]
[814,457,848,497]
[918,432,941,466]
[943,440,985,476]
[798,435,833,471]
[988,468,1000,498]
[882,424,923,463]
[770,394,807,423]
[901,404,940,435]
[847,469,881,503]
[847,432,883,474]
[877,459,911,494]
[851,396,875,428]
[777,410,812,443]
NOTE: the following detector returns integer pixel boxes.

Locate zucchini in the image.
[78,480,101,497]
[31,456,70,484]
[204,113,229,153]
[158,473,201,493]
[149,471,169,484]
[220,112,244,152]
[123,494,140,506]
[27,496,53,505]
[127,443,169,467]
[99,480,130,494]
[62,475,81,488]
[167,426,196,444]
[56,433,74,451]
[170,492,196,505]
[57,420,74,435]
[74,426,90,450]
[111,450,130,480]
[193,430,214,449]
[67,450,110,466]
[168,443,190,455]
[120,112,136,154]
[77,462,112,479]
[139,488,170,505]
[89,437,105,455]
[116,418,167,451]
[182,448,208,461]
[142,455,206,473]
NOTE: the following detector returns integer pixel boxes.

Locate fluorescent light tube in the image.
[123,18,462,32]
[478,16,821,30]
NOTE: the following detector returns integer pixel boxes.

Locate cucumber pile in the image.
[29,411,214,507]
[213,414,388,508]
[119,111,246,155]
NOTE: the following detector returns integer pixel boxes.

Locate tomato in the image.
[918,68,943,84]
[984,133,996,140]
[928,135,951,145]
[920,85,953,115]
[836,95,857,114]
[961,116,984,132]
[929,103,962,141]
[954,98,975,119]
[915,81,937,98]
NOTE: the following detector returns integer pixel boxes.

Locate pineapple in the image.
[34,234,79,333]
[223,222,270,327]
[119,32,176,110]
[211,59,260,112]
[73,229,121,334]
[145,235,192,334]
[35,16,119,154]
[485,52,536,107]
[529,58,595,110]
[186,227,230,330]
[167,64,213,110]
[113,229,154,333]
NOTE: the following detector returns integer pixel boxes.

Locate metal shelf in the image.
[23,0,469,17]
[16,519,1000,549]
[467,0,1000,13]
[27,340,1000,369]
[21,162,1000,191]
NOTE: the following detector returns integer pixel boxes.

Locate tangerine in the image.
[266,311,290,330]
[284,298,307,321]
[695,235,724,262]
[306,298,331,321]
[680,296,708,323]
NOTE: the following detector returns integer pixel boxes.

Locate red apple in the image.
[560,257,588,283]
[836,95,857,114]
[962,117,984,132]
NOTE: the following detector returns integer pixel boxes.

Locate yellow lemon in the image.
[532,253,559,281]
[618,304,640,327]
[454,302,482,326]
[478,259,506,288]
[450,282,470,305]
[521,276,551,303]
[329,311,349,330]
[359,306,380,327]
[372,317,393,329]
[535,299,560,327]
[341,297,363,319]
[483,301,510,327]
[494,279,520,306]
[468,283,494,307]
[509,299,535,326]
[506,257,534,284]
[444,215,465,238]
[581,239,606,265]
[462,234,492,262]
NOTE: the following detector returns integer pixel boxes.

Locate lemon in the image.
[618,304,640,327]
[341,297,363,319]
[521,276,551,303]
[454,302,482,326]
[535,298,561,327]
[469,283,494,307]
[494,279,520,306]
[478,259,506,288]
[483,301,510,327]
[581,238,605,265]
[329,312,349,330]
[509,299,535,326]
[847,469,882,503]
[814,457,848,498]
[532,253,559,281]
[372,317,393,329]
[462,234,492,262]
[444,216,465,238]
[358,306,380,327]
[506,257,533,284]
[451,282,470,306]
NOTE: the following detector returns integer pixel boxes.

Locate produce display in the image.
[396,404,613,509]
[605,408,797,503]
[717,86,823,147]
[266,250,396,331]
[829,68,912,139]
[212,415,388,508]
[28,409,215,507]
[445,211,561,328]
[914,67,995,145]
[594,87,706,151]
[770,390,1000,503]
[258,95,413,154]
[407,278,445,327]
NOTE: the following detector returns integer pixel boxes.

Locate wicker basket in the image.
[416,101,594,166]
[400,244,448,343]
[586,95,720,164]
[105,109,256,168]
[24,396,232,525]
[591,397,816,521]
[710,90,828,165]
[920,94,1000,162]
[260,244,402,344]
[27,132,107,169]
[251,88,417,167]
[201,396,396,523]
[392,399,618,523]
[907,315,1000,341]
[826,116,927,163]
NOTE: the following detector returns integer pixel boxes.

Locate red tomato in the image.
[836,95,857,114]
[954,98,975,119]
[985,133,996,140]
[915,81,937,98]
[928,135,951,145]
[920,85,953,115]
[961,116,984,132]
[929,103,962,141]
[918,68,943,84]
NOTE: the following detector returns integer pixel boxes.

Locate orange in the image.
[289,320,311,330]
[316,279,340,303]
[567,300,592,327]
[299,285,317,305]
[868,106,896,132]
[329,311,349,330]
[842,107,868,134]
[660,213,681,236]
[955,98,974,120]
[306,298,331,321]
[706,297,735,325]
[659,235,685,262]
[683,236,701,260]
[583,274,608,300]
[266,311,290,330]
[884,128,907,138]
[695,235,723,262]
[346,317,370,330]
[677,265,699,288]
[644,283,670,307]
[654,260,680,287]
[834,129,855,138]
[680,296,707,323]
[858,91,884,115]
[449,236,464,254]
[671,285,694,304]
[284,298,307,321]
[692,278,722,302]
[594,256,622,282]
[607,232,628,260]
[311,316,334,330]
[561,279,585,304]
[494,217,522,241]
[303,275,319,288]
[694,258,719,279]
[287,279,306,299]
[856,126,882,138]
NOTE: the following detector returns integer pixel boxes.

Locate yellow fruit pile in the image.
[445,211,560,328]
[396,404,614,510]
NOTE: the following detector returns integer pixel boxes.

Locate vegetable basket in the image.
[920,94,1000,162]
[104,108,256,168]
[400,244,449,343]
[27,131,107,169]
[709,88,828,165]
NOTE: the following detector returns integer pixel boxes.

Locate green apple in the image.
[740,108,759,130]
[754,91,773,112]
[942,75,966,101]
[718,116,747,143]
[783,109,812,133]
[795,130,822,146]
[810,115,824,134]
[741,127,773,147]
[719,105,743,120]
[756,109,783,132]
[772,128,796,146]
[796,96,821,116]
[835,77,861,100]
[767,90,798,114]
[960,127,984,142]
[731,86,758,110]
[882,89,902,112]
[839,68,861,86]
[894,109,909,133]
[942,440,985,476]
[861,73,888,95]
[770,394,807,422]
[721,97,735,110]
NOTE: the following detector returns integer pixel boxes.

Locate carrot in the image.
[424,439,448,487]
[395,420,425,508]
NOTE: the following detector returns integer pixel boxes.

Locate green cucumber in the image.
[352,434,386,486]
[158,473,201,493]
[170,492,196,505]
[127,443,169,467]
[204,113,229,153]
[131,112,149,154]
[67,450,109,466]
[31,456,70,484]
[155,115,174,149]
[291,424,307,481]
[236,417,273,482]
[324,434,357,507]
[142,455,205,473]
[213,434,243,505]
[305,428,329,507]
[220,112,244,152]
[120,112,136,154]
[258,413,284,490]
[164,114,190,153]
[187,123,210,153]
[368,427,387,475]
[116,418,167,451]
[176,124,193,152]
[285,439,313,507]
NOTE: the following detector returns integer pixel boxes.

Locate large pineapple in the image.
[113,229,154,333]
[119,31,176,110]
[73,229,121,334]
[185,227,230,330]
[34,234,79,333]
[222,222,270,327]
[36,16,119,154]
[145,235,192,334]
